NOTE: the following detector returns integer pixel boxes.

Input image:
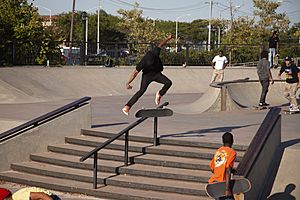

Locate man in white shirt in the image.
[211,50,228,83]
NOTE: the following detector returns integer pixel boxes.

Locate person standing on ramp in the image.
[256,50,274,107]
[122,35,174,116]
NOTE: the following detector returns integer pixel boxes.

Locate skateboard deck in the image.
[206,177,251,199]
[135,108,173,118]
[252,106,268,110]
[283,109,300,115]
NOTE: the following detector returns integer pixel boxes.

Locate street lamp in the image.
[36,5,52,26]
[86,4,101,54]
[82,11,88,65]
[175,14,191,52]
[97,1,101,54]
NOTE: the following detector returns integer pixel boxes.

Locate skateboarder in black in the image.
[256,50,274,107]
[278,56,300,112]
[122,35,173,115]
[208,132,236,200]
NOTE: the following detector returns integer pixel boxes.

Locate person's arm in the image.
[30,192,53,200]
[211,57,216,69]
[157,35,174,48]
[126,69,139,89]
[223,58,228,69]
[225,167,232,197]
[278,65,285,79]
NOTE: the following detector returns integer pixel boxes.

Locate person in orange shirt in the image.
[208,132,236,200]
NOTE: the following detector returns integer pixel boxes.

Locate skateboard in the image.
[252,106,268,110]
[135,108,173,118]
[283,109,300,115]
[205,177,251,199]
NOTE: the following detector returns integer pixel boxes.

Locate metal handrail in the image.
[80,102,169,189]
[0,96,91,143]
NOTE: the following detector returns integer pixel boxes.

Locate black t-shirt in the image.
[136,47,163,74]
[279,64,299,84]
[268,36,279,48]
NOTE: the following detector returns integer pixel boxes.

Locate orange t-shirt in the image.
[208,146,236,183]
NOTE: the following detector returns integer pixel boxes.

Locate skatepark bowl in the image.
[0,67,299,199]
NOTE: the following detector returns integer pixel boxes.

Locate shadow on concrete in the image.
[267,184,296,200]
[262,138,300,199]
[160,124,257,138]
[91,122,129,128]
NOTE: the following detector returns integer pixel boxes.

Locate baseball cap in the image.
[285,56,291,61]
[0,188,11,200]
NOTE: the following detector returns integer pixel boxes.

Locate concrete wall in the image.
[244,116,281,200]
[0,67,261,103]
[0,104,91,171]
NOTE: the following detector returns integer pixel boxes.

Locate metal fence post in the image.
[185,44,189,67]
[12,40,16,65]
[93,152,98,189]
[153,117,158,146]
[124,131,129,166]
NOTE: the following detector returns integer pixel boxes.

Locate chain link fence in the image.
[1,40,299,67]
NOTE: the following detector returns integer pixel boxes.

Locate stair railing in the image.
[80,102,170,189]
[0,96,91,143]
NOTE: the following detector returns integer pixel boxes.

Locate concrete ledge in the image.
[0,104,91,171]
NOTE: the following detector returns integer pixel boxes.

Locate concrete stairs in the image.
[0,129,247,200]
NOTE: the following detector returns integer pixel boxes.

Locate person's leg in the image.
[259,79,270,104]
[125,73,153,108]
[289,83,299,110]
[283,83,291,103]
[154,72,172,96]
[216,69,224,82]
[153,72,172,104]
[268,48,275,67]
[211,69,218,83]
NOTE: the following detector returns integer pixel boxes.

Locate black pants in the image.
[259,79,270,104]
[126,72,172,107]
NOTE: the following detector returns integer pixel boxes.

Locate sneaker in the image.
[289,107,300,112]
[259,102,269,107]
[122,106,130,116]
[155,91,161,105]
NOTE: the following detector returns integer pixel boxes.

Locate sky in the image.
[28,0,300,25]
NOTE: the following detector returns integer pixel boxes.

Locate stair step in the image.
[48,143,214,170]
[66,135,245,161]
[0,171,210,200]
[30,152,211,182]
[11,162,207,196]
[82,129,248,151]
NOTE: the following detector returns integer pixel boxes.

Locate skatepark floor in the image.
[0,94,299,199]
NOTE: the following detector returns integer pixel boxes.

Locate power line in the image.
[105,0,208,12]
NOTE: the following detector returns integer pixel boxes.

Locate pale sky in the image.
[29,0,300,25]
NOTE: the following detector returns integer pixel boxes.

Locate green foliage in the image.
[253,0,290,41]
[0,0,63,65]
[55,10,126,44]
[117,4,167,55]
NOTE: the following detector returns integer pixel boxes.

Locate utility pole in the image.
[97,0,100,54]
[69,0,76,56]
[229,0,233,29]
[208,0,213,51]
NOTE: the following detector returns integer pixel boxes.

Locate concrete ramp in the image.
[226,81,290,108]
[171,86,221,114]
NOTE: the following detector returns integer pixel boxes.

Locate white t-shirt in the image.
[212,55,228,70]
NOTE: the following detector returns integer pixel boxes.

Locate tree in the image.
[117,3,168,55]
[253,0,290,42]
[0,0,62,65]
